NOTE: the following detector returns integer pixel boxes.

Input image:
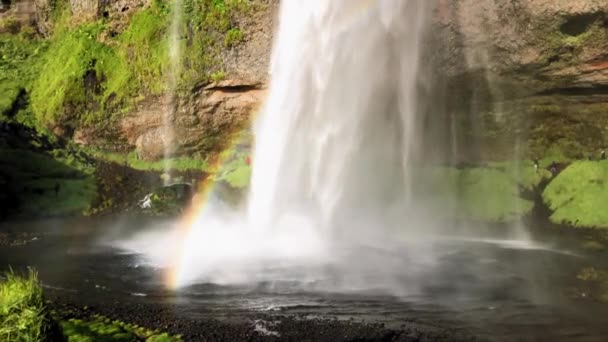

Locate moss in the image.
[488,160,552,191]
[88,149,209,172]
[468,97,608,162]
[0,147,97,217]
[416,164,537,223]
[30,21,117,126]
[210,70,226,82]
[224,28,243,47]
[217,157,251,188]
[0,33,48,122]
[9,0,251,130]
[141,183,193,216]
[0,269,50,342]
[543,161,608,228]
[61,315,181,342]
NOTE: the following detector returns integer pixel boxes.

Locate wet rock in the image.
[0,0,35,33]
[48,298,475,342]
[113,81,264,161]
[137,183,194,216]
[433,0,608,98]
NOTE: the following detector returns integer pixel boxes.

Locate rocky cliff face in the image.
[425,0,608,162]
[0,0,35,33]
[4,0,607,162]
[70,0,276,160]
[435,0,608,96]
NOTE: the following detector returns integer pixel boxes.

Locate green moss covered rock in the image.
[416,161,549,223]
[543,161,608,228]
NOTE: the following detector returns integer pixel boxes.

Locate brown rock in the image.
[432,0,608,98]
[115,81,266,161]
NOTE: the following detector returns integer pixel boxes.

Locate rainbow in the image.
[164,0,379,289]
[164,128,253,289]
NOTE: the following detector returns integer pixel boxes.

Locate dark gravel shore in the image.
[47,294,478,342]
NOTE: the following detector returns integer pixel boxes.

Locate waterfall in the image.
[248,0,431,237]
[162,0,183,183]
[120,0,435,289]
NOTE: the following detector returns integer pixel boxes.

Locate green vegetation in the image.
[88,150,209,172]
[543,161,608,228]
[142,183,193,216]
[417,162,546,223]
[0,270,180,341]
[469,97,608,163]
[0,32,47,123]
[0,147,97,217]
[3,0,252,130]
[30,21,117,126]
[488,160,552,191]
[0,269,52,342]
[210,70,227,82]
[224,28,243,47]
[216,153,251,188]
[61,316,180,342]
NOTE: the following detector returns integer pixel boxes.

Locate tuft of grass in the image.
[0,269,48,342]
[543,160,608,228]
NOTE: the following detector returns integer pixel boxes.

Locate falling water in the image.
[248,0,431,237]
[162,0,183,183]
[163,0,434,287]
[115,0,553,291]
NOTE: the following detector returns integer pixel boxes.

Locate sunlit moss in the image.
[0,32,47,122]
[15,0,251,129]
[543,161,608,228]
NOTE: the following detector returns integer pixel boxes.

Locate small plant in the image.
[224,28,243,47]
[210,70,226,82]
[0,269,48,342]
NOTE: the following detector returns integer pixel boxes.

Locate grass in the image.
[543,160,608,228]
[0,269,49,342]
[0,270,180,341]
